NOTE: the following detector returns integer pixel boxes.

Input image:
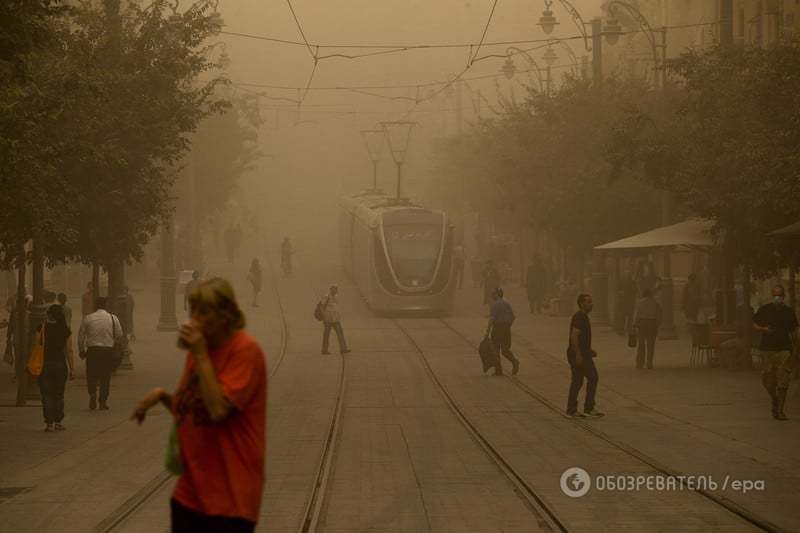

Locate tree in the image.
[432,76,662,282]
[609,38,800,283]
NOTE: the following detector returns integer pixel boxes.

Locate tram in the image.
[339,192,456,315]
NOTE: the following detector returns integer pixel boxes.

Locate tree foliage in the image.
[0,0,229,269]
[433,76,662,261]
[609,38,800,277]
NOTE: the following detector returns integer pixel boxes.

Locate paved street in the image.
[1,258,798,532]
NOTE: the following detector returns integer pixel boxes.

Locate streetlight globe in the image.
[542,47,558,66]
[537,9,558,34]
[604,18,623,46]
[501,58,517,80]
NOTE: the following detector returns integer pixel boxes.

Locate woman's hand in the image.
[131,387,166,425]
[178,321,207,356]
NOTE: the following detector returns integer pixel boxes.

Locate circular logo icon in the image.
[560,467,591,498]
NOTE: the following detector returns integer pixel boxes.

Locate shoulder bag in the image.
[27,326,45,376]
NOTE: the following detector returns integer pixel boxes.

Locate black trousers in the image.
[86,347,114,402]
[170,499,255,533]
[39,363,67,424]
[567,356,599,414]
[491,323,518,370]
[636,319,658,368]
[322,322,347,353]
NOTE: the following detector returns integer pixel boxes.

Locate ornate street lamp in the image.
[542,46,558,66]
[379,121,416,200]
[537,0,559,34]
[501,47,550,95]
[501,57,517,80]
[539,0,592,51]
[360,129,385,192]
[603,16,623,45]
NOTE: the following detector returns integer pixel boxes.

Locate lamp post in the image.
[379,121,416,200]
[603,1,667,89]
[603,1,675,338]
[156,217,178,332]
[360,129,385,192]
[501,47,552,96]
[536,0,604,84]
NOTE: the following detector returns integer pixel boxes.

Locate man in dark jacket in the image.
[753,286,798,420]
[566,294,604,418]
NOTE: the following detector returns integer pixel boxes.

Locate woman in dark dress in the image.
[39,304,75,432]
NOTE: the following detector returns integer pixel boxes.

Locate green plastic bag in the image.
[166,423,184,475]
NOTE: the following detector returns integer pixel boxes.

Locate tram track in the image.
[435,317,781,533]
[393,319,568,533]
[93,256,291,533]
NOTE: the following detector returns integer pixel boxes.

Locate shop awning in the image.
[768,221,800,237]
[594,219,716,250]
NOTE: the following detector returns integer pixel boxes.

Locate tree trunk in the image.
[15,247,27,407]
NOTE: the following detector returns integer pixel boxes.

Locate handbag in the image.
[165,423,184,475]
[110,314,124,370]
[27,326,45,376]
[627,332,638,348]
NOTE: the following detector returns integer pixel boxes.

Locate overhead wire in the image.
[469,0,500,64]
[218,20,721,50]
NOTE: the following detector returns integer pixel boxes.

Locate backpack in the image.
[314,297,328,322]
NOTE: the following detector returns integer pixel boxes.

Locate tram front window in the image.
[384,225,442,287]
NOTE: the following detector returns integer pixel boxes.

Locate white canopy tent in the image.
[594,219,716,251]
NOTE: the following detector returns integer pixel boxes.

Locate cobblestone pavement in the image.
[1,266,798,532]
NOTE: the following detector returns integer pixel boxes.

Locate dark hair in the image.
[57,292,67,304]
[492,287,504,299]
[773,285,786,295]
[95,296,108,310]
[643,288,653,298]
[577,293,591,306]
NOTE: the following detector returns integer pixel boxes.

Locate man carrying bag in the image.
[78,297,124,411]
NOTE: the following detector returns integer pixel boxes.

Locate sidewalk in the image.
[0,285,182,533]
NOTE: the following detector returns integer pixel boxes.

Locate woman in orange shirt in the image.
[132,278,267,532]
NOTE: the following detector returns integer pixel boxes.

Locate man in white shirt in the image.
[78,297,123,410]
[320,285,350,355]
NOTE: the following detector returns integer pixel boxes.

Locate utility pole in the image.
[719,0,734,47]
[157,218,178,331]
[591,18,603,88]
[455,79,463,135]
[14,246,27,406]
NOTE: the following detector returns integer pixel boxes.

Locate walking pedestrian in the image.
[280,237,294,276]
[38,304,75,432]
[78,297,123,411]
[525,256,547,314]
[452,243,466,289]
[57,293,73,330]
[320,285,350,355]
[247,259,262,307]
[131,278,267,533]
[633,288,662,369]
[81,281,94,317]
[753,286,798,420]
[566,294,604,418]
[486,288,520,376]
[481,260,501,306]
